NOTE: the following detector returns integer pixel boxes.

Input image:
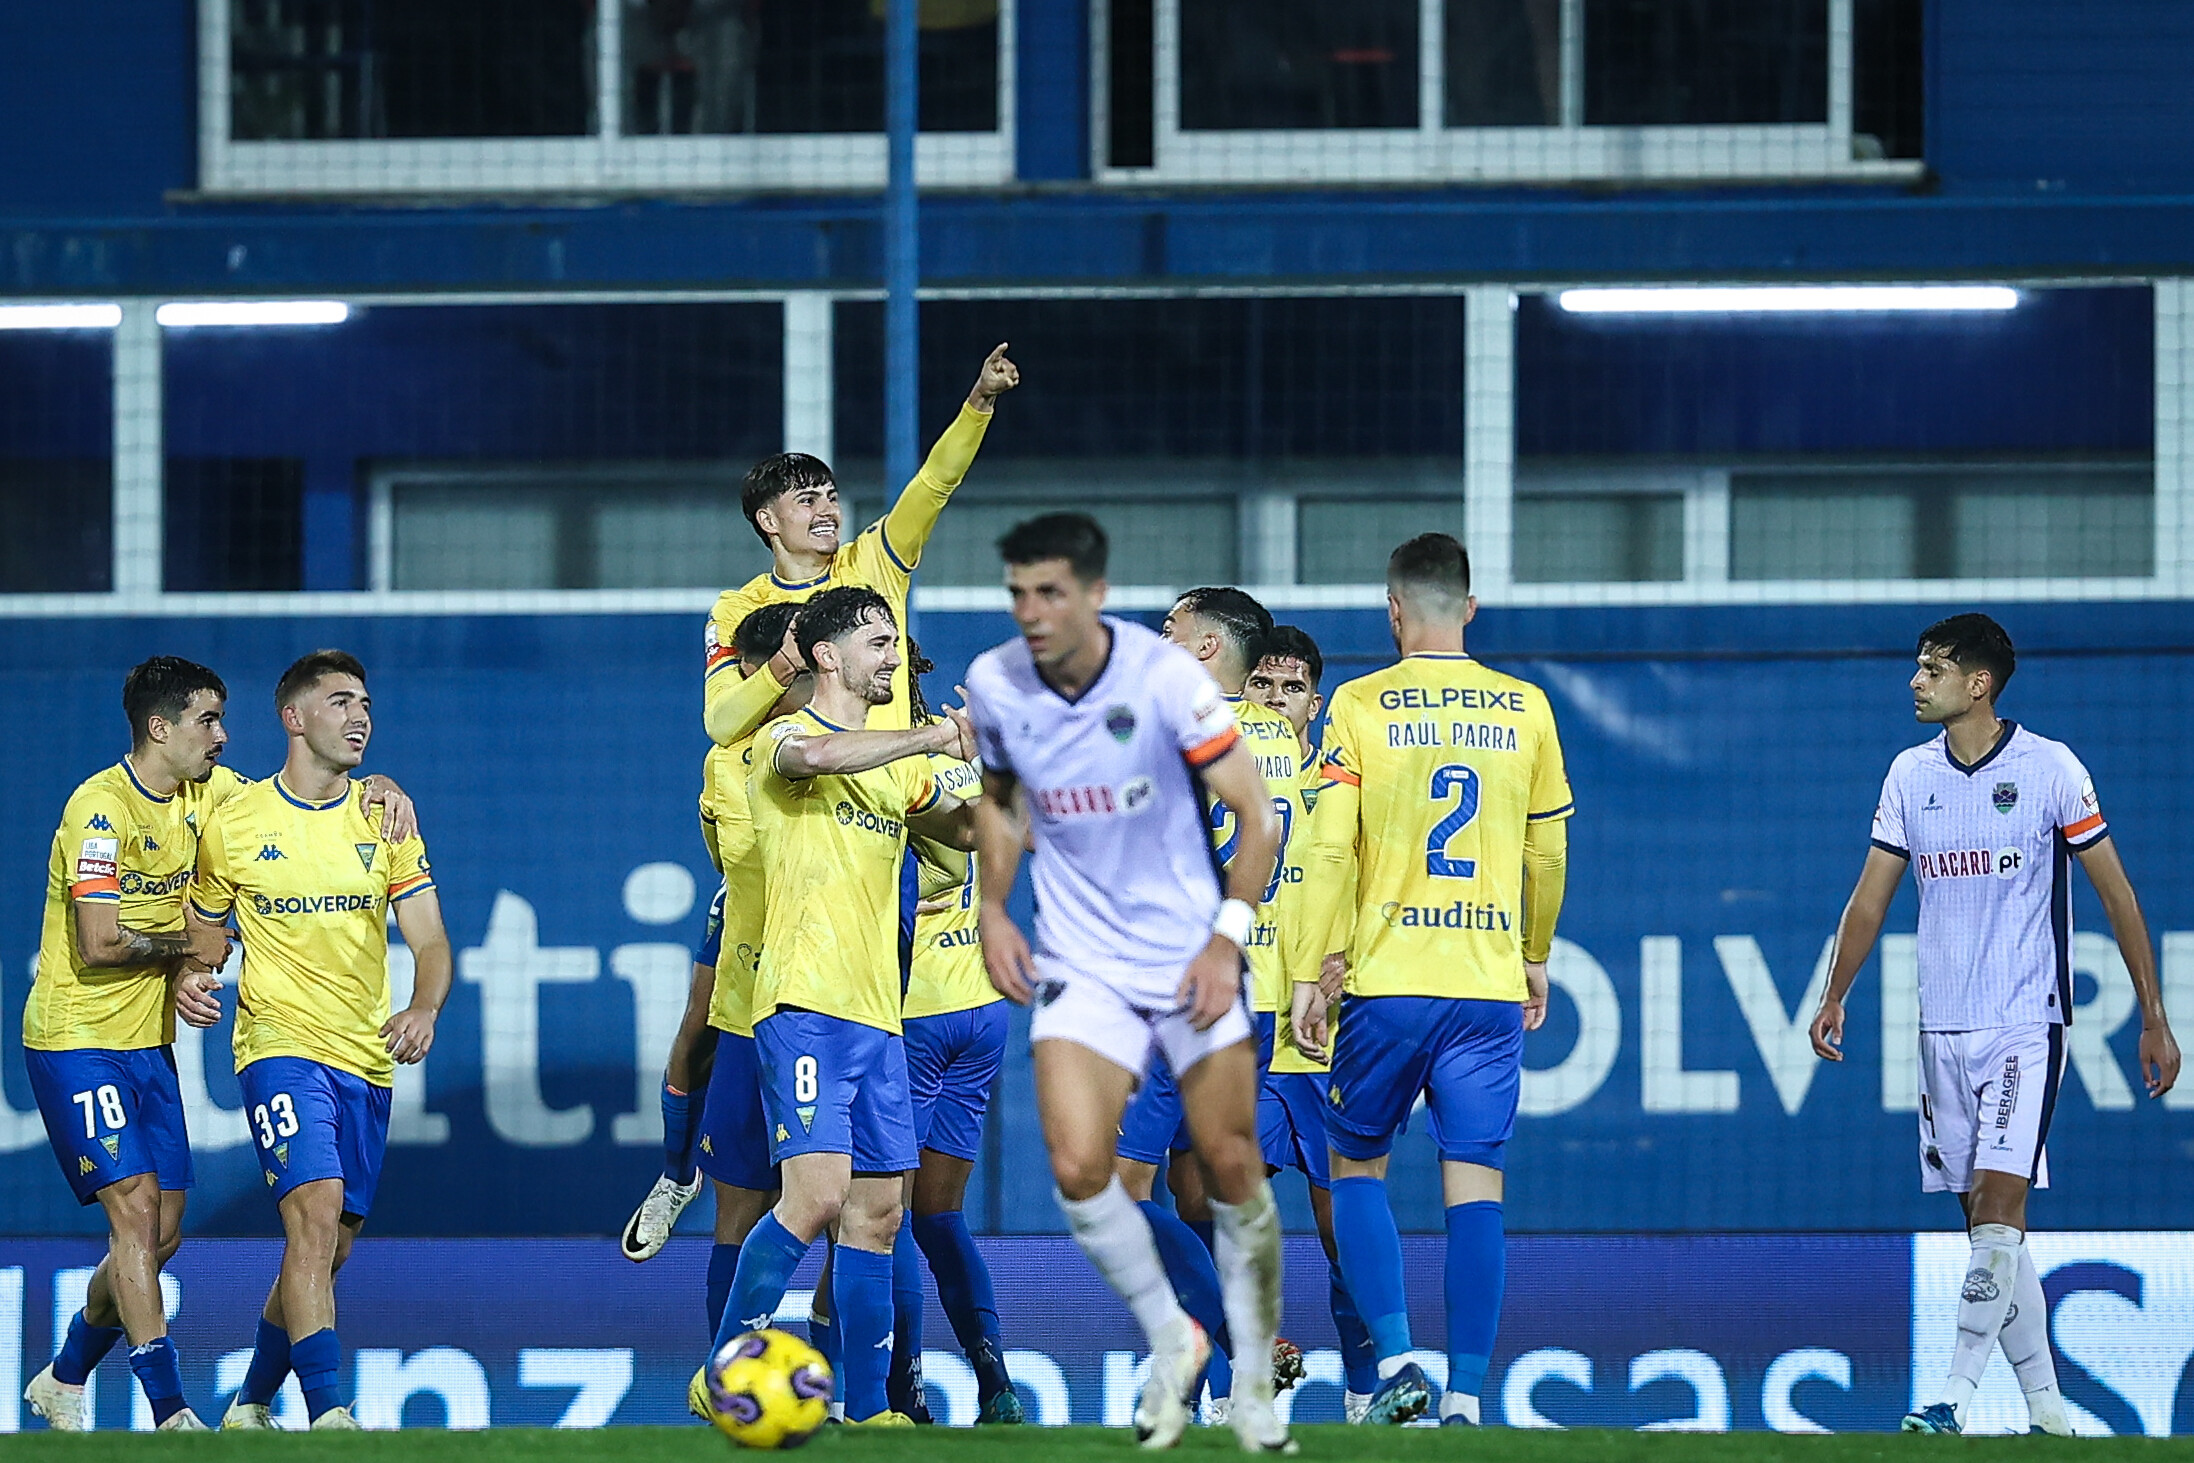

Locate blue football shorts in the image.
[25,1045,195,1204]
[755,1008,919,1175]
[237,1055,393,1218]
[1324,994,1523,1168]
[1252,1012,1329,1187]
[904,1001,1008,1162]
[697,1028,779,1191]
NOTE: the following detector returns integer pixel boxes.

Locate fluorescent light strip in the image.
[155,301,351,328]
[0,304,123,330]
[1557,286,2020,315]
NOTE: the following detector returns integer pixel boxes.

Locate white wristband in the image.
[1212,898,1254,950]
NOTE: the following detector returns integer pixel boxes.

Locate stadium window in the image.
[1446,0,1562,128]
[1178,0,1419,131]
[1298,496,1467,585]
[210,0,1010,192]
[837,293,1464,587]
[1514,287,2156,588]
[0,329,113,594]
[164,458,306,592]
[1583,0,1827,127]
[1515,492,1683,583]
[163,301,781,593]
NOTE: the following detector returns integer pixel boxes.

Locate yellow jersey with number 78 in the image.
[1308,653,1571,1003]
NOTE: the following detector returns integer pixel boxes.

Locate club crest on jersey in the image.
[356,843,377,872]
[796,1105,817,1133]
[1993,781,2019,813]
[100,1136,120,1161]
[1105,704,1137,743]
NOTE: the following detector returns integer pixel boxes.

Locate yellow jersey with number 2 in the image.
[1309,654,1572,1003]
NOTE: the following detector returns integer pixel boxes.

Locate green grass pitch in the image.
[7,1429,2192,1462]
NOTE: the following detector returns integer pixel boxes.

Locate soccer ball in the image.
[703,1329,834,1449]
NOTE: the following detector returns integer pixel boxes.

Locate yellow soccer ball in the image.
[703,1328,834,1449]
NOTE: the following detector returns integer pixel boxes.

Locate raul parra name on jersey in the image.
[1387,720,1520,751]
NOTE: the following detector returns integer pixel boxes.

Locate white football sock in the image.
[1441,1392,1481,1424]
[1210,1182,1284,1401]
[1940,1222,2023,1414]
[1997,1241,2070,1432]
[1058,1178,1191,1349]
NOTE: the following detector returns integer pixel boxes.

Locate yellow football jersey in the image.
[706,734,767,1038]
[904,750,996,1021]
[191,776,434,1087]
[26,762,252,1052]
[704,405,992,746]
[1309,654,1572,1003]
[1269,756,1335,1075]
[1208,696,1301,1012]
[699,741,730,874]
[748,710,941,1035]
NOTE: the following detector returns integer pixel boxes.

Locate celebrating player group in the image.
[19,340,2178,1444]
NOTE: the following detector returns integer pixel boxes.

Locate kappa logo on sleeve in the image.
[86,813,114,832]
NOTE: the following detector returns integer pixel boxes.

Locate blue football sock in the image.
[888,1217,926,1414]
[912,1210,1009,1395]
[1444,1201,1505,1400]
[810,1245,842,1379]
[239,1317,292,1406]
[1331,1176,1413,1362]
[716,1212,809,1352]
[289,1328,343,1421]
[1329,1260,1379,1394]
[1140,1198,1231,1399]
[662,1081,700,1185]
[52,1308,123,1387]
[127,1337,186,1425]
[834,1246,896,1421]
[705,1241,741,1343]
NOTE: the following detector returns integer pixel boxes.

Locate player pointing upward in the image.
[964,513,1294,1454]
[1809,613,2179,1437]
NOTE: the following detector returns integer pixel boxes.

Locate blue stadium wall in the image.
[3,600,2189,1241]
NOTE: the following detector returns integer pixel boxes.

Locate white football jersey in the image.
[1870,722,2107,1032]
[965,618,1240,991]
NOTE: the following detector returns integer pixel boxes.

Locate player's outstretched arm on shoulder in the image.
[1810,846,1908,1061]
[2076,837,2180,1097]
[359,774,417,843]
[385,889,453,1066]
[771,716,964,780]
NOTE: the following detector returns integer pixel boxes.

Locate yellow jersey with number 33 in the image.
[1312,654,1571,1002]
[748,710,940,1035]
[190,776,434,1087]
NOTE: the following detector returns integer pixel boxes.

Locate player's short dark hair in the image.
[122,657,227,745]
[742,453,835,545]
[1260,625,1324,688]
[276,649,368,708]
[1388,533,1471,612]
[1918,613,2017,700]
[998,511,1107,583]
[794,586,895,667]
[733,602,801,665]
[1174,586,1273,678]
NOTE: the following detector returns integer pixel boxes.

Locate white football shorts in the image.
[1917,1022,2064,1194]
[1027,956,1252,1083]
